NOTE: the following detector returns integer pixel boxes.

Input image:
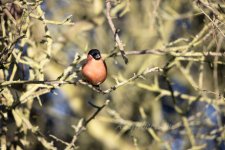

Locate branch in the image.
[30,14,75,25]
[101,67,163,94]
[0,35,26,63]
[105,49,225,58]
[65,100,110,149]
[105,0,128,64]
[0,67,162,94]
[0,80,73,87]
[85,100,110,126]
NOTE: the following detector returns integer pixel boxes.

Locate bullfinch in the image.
[82,49,107,85]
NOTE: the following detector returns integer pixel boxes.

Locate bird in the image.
[82,49,107,85]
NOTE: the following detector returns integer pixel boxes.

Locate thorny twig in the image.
[0,66,162,113]
[0,67,162,94]
[64,100,110,149]
[1,65,162,149]
[0,35,26,63]
[105,0,128,64]
[105,49,225,58]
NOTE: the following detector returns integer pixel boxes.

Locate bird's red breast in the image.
[82,49,107,85]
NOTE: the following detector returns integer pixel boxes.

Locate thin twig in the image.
[85,100,110,126]
[65,100,110,149]
[105,0,128,64]
[30,14,75,25]
[105,49,225,58]
[101,67,163,94]
[49,135,69,146]
[0,35,26,63]
[0,67,162,95]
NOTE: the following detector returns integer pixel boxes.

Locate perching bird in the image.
[82,49,107,85]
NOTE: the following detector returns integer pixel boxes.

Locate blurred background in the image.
[0,0,225,150]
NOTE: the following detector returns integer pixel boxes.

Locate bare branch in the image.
[105,0,128,64]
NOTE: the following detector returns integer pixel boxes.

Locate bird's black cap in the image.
[88,49,101,60]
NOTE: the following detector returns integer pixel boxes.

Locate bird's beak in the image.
[95,54,101,59]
